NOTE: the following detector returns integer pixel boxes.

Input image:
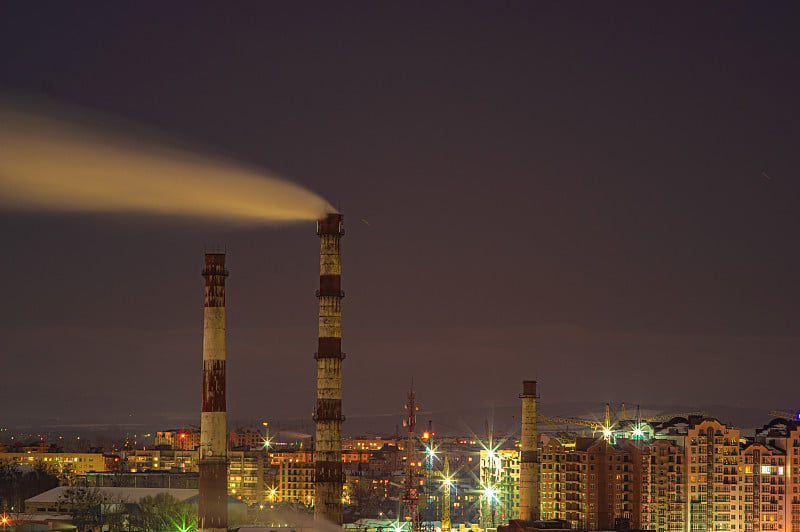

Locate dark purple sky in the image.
[1,3,799,432]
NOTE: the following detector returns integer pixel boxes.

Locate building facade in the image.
[0,452,107,479]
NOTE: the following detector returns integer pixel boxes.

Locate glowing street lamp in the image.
[482,484,498,527]
[425,443,438,463]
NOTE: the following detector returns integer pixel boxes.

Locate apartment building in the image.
[229,450,267,504]
[540,436,574,524]
[154,429,201,451]
[0,452,106,478]
[126,449,199,472]
[642,438,686,532]
[276,456,315,506]
[741,442,785,532]
[682,419,743,531]
[479,448,520,528]
[755,418,800,532]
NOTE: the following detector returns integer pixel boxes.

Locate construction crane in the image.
[769,410,799,420]
[441,455,451,532]
[647,411,705,422]
[539,403,615,441]
[539,404,707,443]
[539,415,602,429]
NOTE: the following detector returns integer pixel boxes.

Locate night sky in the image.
[1,3,799,432]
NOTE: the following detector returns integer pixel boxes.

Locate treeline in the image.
[0,463,59,510]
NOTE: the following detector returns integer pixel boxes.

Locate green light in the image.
[425,444,438,460]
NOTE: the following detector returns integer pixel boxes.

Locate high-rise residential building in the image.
[741,442,785,532]
[540,436,569,522]
[479,448,520,528]
[641,438,686,532]
[683,419,742,532]
[228,450,267,504]
[563,440,588,529]
[755,418,800,532]
[584,438,642,531]
[277,456,315,506]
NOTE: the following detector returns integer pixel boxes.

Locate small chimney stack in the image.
[519,380,540,522]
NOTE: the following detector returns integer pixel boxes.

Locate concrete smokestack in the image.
[200,254,228,532]
[315,213,344,525]
[519,380,539,522]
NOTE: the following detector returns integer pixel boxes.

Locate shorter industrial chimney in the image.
[518,380,539,522]
[199,254,228,532]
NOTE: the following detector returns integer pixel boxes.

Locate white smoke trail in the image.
[0,99,334,222]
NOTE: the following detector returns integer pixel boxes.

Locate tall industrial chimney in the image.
[200,254,228,532]
[519,380,540,522]
[314,213,344,525]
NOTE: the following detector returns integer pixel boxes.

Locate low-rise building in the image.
[0,452,106,479]
[125,449,198,473]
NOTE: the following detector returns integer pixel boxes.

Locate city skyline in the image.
[1,3,799,428]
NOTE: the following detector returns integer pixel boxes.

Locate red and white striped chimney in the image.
[199,253,228,532]
[314,213,344,525]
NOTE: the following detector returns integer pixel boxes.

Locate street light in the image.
[482,485,498,527]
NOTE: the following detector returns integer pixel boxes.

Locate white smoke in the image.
[0,98,334,223]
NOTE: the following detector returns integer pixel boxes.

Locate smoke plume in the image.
[0,99,334,222]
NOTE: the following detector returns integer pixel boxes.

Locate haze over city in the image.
[1,2,799,434]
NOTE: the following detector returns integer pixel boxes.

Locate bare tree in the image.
[58,487,102,532]
[103,494,130,532]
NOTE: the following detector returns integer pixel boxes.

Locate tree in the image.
[131,493,196,532]
[102,494,130,532]
[58,487,103,532]
[0,463,60,511]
